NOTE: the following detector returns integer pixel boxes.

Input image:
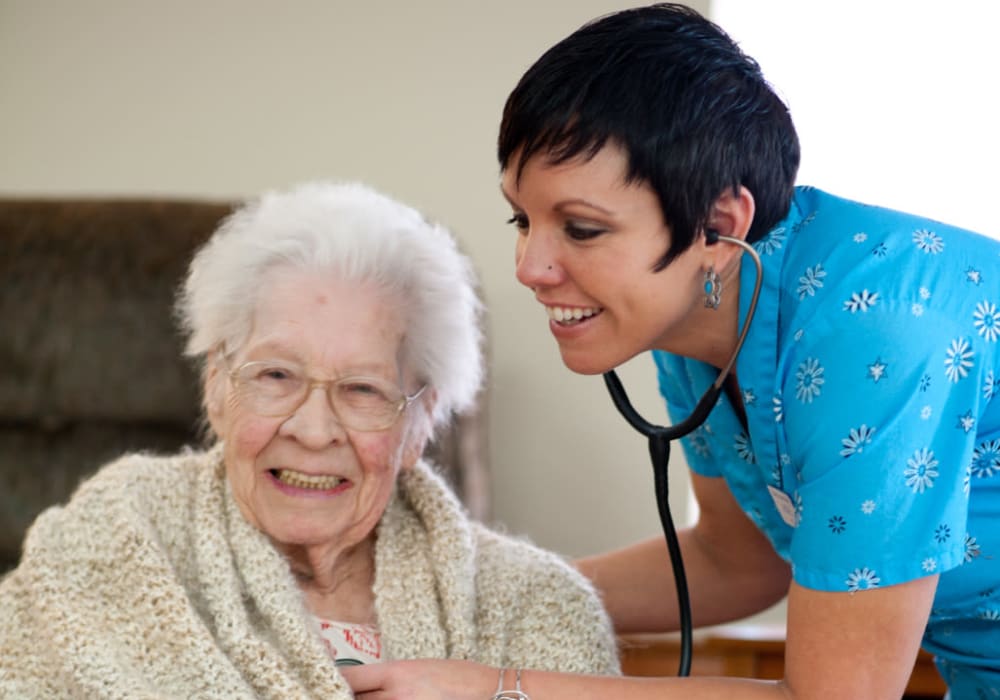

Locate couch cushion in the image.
[0,198,233,569]
[0,199,233,423]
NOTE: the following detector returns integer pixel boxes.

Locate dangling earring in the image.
[703,267,722,309]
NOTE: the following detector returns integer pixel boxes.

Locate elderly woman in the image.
[0,182,619,698]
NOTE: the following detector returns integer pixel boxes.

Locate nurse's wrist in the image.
[491,667,529,699]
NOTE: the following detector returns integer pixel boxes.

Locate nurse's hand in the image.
[340,658,497,700]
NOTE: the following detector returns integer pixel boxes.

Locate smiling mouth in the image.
[270,468,346,490]
[545,305,603,326]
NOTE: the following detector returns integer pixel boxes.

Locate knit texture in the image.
[0,448,619,698]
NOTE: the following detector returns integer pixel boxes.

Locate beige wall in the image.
[0,0,711,560]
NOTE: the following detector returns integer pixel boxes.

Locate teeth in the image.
[545,305,601,325]
[274,469,345,490]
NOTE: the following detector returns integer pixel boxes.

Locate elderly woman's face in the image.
[210,267,423,551]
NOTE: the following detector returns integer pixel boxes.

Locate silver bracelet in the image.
[491,667,530,700]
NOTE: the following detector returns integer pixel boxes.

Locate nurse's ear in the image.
[703,185,755,271]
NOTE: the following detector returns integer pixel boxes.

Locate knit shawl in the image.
[0,448,619,698]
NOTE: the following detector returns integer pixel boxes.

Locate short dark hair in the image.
[498,3,800,268]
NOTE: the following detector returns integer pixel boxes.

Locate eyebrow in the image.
[499,184,518,208]
[499,185,615,217]
[554,198,614,216]
[243,341,397,377]
[242,339,305,363]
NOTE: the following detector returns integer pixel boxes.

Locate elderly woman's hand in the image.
[341,659,499,700]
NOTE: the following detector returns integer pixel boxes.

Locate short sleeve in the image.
[779,303,983,592]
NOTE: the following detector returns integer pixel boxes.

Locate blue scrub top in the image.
[654,186,1000,694]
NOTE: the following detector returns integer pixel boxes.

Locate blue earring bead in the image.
[704,268,722,309]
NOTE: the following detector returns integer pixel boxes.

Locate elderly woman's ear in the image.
[202,349,226,439]
[400,388,438,470]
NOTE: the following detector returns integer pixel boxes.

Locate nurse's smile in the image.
[544,304,604,325]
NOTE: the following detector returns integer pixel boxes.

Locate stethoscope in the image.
[601,230,763,676]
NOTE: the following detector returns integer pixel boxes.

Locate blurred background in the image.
[2,0,998,628]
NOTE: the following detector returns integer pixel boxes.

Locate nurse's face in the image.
[502,144,707,375]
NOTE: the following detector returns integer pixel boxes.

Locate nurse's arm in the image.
[346,579,936,699]
[780,574,938,697]
[496,579,935,698]
[577,467,938,698]
[577,472,791,633]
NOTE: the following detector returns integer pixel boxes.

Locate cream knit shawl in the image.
[0,448,619,698]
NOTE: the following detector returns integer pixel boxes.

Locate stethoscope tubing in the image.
[602,234,762,676]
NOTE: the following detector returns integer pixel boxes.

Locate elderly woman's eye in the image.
[345,381,379,395]
[340,380,391,404]
[254,366,299,385]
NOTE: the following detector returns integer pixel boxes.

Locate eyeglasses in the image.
[228,359,426,432]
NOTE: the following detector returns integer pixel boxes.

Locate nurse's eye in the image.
[506,213,529,231]
[564,222,606,240]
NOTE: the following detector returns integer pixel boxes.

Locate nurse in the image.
[345,4,1000,698]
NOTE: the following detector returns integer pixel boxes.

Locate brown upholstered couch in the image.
[0,198,489,573]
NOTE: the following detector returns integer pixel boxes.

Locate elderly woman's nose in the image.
[279,386,346,446]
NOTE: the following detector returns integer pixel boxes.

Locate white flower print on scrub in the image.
[795,358,824,403]
[944,338,974,383]
[846,567,881,591]
[973,300,1000,342]
[904,448,939,493]
[913,228,945,254]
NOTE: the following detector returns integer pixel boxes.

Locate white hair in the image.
[176,181,484,428]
